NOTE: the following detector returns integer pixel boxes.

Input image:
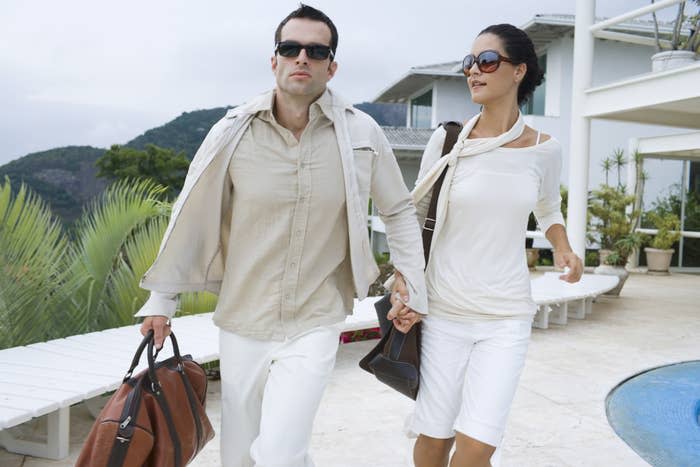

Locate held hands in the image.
[386,272,423,333]
[555,250,584,283]
[139,316,171,350]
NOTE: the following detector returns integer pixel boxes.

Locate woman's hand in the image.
[554,250,583,283]
[387,272,423,332]
[545,224,584,283]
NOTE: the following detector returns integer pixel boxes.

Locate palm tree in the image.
[0,179,69,348]
[601,157,613,186]
[60,179,171,333]
[1,178,218,349]
[612,148,627,189]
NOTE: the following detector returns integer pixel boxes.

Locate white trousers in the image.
[219,325,341,467]
[411,315,531,447]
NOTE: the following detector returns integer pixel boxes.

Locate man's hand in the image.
[140,315,171,349]
[386,272,423,333]
[555,250,584,283]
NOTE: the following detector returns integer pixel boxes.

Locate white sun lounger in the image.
[0,302,384,460]
[531,272,619,329]
[0,273,617,459]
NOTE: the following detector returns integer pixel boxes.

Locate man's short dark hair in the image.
[274,4,338,59]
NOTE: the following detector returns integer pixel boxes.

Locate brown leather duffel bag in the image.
[76,330,214,467]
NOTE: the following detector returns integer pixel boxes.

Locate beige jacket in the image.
[136,88,427,319]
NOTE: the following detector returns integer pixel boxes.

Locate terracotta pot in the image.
[594,264,629,296]
[644,247,674,275]
[651,50,697,72]
[525,248,539,269]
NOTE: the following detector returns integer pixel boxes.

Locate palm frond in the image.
[62,179,168,332]
[0,180,68,348]
[179,291,218,316]
[107,216,169,324]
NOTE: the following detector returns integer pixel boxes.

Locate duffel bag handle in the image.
[122,330,184,384]
[146,331,185,393]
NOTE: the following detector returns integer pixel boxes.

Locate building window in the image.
[522,54,546,116]
[410,88,432,128]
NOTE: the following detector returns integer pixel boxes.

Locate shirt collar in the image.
[256,88,335,123]
[226,87,354,120]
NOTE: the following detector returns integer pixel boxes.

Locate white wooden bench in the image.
[0,273,618,460]
[531,272,619,329]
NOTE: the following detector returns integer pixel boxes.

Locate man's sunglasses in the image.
[462,50,514,76]
[275,41,334,61]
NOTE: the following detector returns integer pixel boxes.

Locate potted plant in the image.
[595,232,645,295]
[650,0,700,71]
[588,150,642,295]
[644,211,681,274]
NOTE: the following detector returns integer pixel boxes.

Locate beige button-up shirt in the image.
[214,90,354,340]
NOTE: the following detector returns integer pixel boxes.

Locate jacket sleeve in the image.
[135,116,230,318]
[369,127,428,315]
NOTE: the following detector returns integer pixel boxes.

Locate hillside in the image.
[125,107,232,159]
[0,101,407,223]
[0,146,108,224]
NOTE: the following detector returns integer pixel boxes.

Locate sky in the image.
[0,0,671,166]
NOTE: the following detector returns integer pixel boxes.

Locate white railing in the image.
[589,0,685,33]
[636,228,700,239]
[588,0,690,49]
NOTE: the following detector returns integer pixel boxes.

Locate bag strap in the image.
[147,331,185,392]
[421,121,463,265]
[123,330,184,384]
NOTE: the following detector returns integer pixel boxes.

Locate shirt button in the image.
[291,262,296,268]
[285,294,291,300]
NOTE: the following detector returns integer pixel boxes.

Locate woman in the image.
[392,24,584,467]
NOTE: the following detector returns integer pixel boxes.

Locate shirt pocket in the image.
[352,145,377,198]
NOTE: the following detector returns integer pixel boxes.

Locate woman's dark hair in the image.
[275,4,339,59]
[479,24,544,106]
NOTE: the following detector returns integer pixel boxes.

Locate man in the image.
[135,5,426,466]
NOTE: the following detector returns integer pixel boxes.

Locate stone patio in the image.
[2,272,698,466]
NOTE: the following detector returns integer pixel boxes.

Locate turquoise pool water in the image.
[606,361,700,466]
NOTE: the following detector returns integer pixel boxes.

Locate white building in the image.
[372,11,700,268]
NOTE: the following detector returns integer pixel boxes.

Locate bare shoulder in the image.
[503,125,551,148]
[525,125,552,145]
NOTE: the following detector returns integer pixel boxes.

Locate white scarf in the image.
[412,112,526,255]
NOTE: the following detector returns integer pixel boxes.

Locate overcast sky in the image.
[1,0,667,166]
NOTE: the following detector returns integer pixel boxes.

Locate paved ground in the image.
[2,272,699,466]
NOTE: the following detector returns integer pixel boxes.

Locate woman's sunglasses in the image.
[275,41,334,61]
[462,50,514,76]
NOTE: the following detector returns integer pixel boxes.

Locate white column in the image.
[566,0,596,258]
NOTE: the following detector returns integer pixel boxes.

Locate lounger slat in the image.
[0,406,33,430]
[0,382,83,407]
[0,394,59,417]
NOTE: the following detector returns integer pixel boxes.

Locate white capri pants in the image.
[219,324,341,467]
[410,315,531,447]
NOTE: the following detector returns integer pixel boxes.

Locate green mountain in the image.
[0,102,407,224]
[0,146,108,224]
[125,107,232,159]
